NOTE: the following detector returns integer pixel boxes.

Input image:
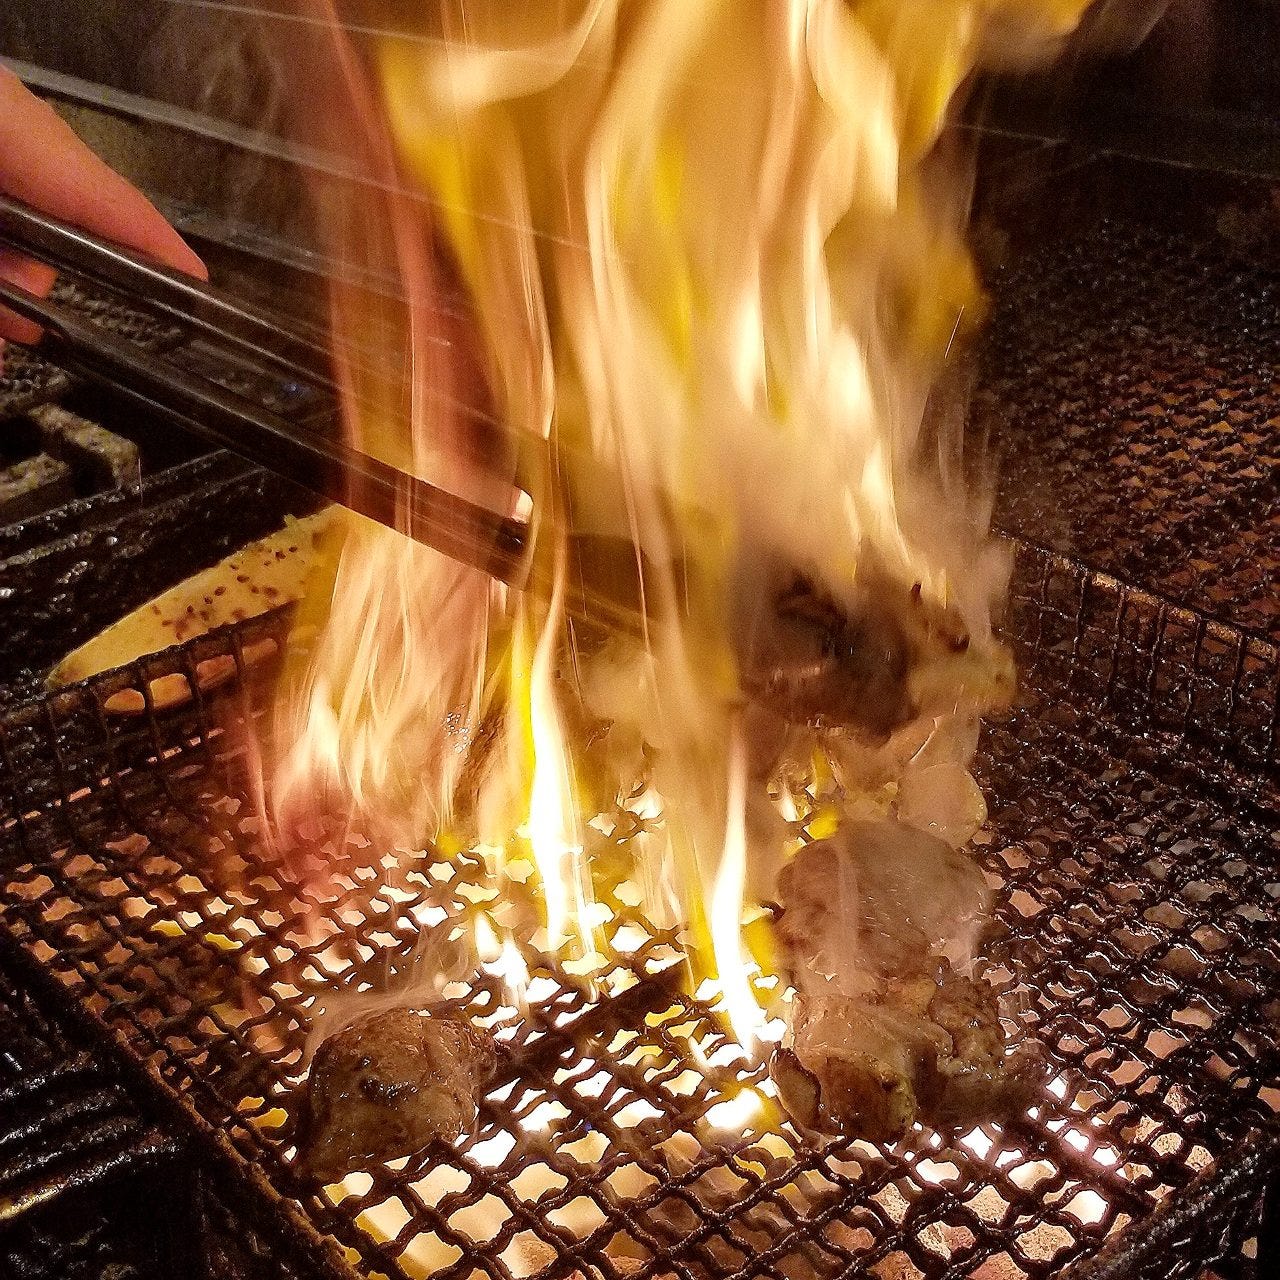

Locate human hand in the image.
[0,67,206,360]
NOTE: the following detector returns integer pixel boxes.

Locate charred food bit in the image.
[299,1007,496,1182]
[737,565,1013,746]
[739,571,915,740]
[769,821,1040,1142]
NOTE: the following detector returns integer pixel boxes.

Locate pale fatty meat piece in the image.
[299,1008,496,1182]
[774,820,992,979]
[772,973,1043,1142]
[770,821,1041,1142]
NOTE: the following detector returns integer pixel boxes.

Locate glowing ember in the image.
[704,1088,768,1135]
[475,911,531,1005]
[261,0,1090,1057]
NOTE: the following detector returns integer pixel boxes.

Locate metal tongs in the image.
[0,194,655,629]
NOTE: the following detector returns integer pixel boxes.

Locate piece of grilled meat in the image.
[739,571,915,740]
[737,564,1012,745]
[299,1007,496,1182]
[769,821,1041,1142]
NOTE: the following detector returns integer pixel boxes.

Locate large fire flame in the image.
[268,0,1087,1045]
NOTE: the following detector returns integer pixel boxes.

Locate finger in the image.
[0,246,57,345]
[0,68,207,281]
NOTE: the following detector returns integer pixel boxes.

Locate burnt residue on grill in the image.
[0,278,175,529]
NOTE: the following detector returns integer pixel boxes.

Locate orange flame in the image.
[264,0,1089,1044]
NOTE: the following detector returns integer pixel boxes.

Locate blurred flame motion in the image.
[519,580,599,968]
[710,720,766,1047]
[264,0,515,859]
[264,0,1088,1046]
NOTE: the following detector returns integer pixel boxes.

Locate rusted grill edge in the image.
[1058,1122,1280,1280]
[1005,541,1279,796]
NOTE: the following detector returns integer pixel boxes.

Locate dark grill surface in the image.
[0,538,1276,1280]
[0,276,183,421]
[0,268,321,708]
[0,943,174,1226]
[0,887,333,1277]
[977,155,1280,644]
[0,450,315,710]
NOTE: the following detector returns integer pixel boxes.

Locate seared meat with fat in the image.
[772,969,1042,1142]
[737,565,1013,745]
[739,572,915,740]
[299,1007,496,1182]
[769,821,1040,1141]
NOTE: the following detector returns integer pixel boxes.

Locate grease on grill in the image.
[299,1007,497,1183]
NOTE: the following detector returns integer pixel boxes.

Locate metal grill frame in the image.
[0,538,1276,1280]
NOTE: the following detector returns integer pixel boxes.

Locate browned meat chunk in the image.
[738,570,915,741]
[299,1007,496,1182]
[771,970,1042,1142]
[769,822,1041,1142]
[736,564,1012,745]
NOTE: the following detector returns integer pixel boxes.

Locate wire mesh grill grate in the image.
[976,157,1280,645]
[0,544,1275,1280]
